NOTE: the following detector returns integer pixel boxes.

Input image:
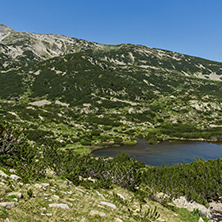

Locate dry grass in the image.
[0,169,201,222]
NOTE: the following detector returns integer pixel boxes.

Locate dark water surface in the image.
[91,139,222,166]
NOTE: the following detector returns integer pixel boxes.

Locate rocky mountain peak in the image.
[0,24,13,33]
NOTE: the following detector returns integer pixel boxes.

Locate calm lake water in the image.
[91,139,222,166]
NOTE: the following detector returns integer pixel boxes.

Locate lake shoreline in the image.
[90,137,222,166]
[90,137,222,155]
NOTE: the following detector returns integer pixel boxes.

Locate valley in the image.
[1,24,222,221]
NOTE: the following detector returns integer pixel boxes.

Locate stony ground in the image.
[0,168,210,222]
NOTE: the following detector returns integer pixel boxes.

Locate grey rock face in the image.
[0,24,12,33]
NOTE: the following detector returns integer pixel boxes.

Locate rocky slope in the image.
[0,167,214,222]
[1,24,222,82]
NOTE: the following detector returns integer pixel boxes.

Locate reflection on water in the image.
[91,139,222,166]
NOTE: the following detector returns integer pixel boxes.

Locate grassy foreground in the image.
[0,167,204,222]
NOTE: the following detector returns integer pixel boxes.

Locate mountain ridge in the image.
[0,24,222,83]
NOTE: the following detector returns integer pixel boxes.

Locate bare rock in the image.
[41,183,50,187]
[49,203,69,209]
[100,201,116,209]
[198,217,204,222]
[209,201,222,212]
[154,192,170,203]
[173,196,211,218]
[87,177,97,183]
[0,170,8,178]
[115,218,123,222]
[117,193,127,201]
[90,209,106,217]
[96,191,104,197]
[53,195,60,200]
[0,202,19,209]
[10,174,21,181]
[34,184,42,189]
[7,192,23,199]
[17,182,23,186]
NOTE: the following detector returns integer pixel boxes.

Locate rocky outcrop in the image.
[173,196,211,218]
[0,202,19,209]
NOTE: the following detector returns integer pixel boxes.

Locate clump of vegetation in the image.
[0,122,46,181]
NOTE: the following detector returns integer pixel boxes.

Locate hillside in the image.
[1,25,222,221]
[1,25,222,148]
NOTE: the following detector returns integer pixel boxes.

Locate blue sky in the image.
[1,0,222,62]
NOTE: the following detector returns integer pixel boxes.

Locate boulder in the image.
[41,183,50,188]
[34,184,42,189]
[90,209,106,217]
[173,196,211,218]
[17,182,23,186]
[96,191,104,197]
[0,170,8,178]
[154,192,170,203]
[7,192,23,199]
[53,195,60,200]
[117,193,127,201]
[87,177,97,183]
[49,203,69,209]
[198,217,204,222]
[209,201,222,212]
[115,218,123,222]
[100,201,116,209]
[0,202,19,209]
[10,174,21,181]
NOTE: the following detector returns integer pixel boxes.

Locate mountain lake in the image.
[91,139,222,166]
